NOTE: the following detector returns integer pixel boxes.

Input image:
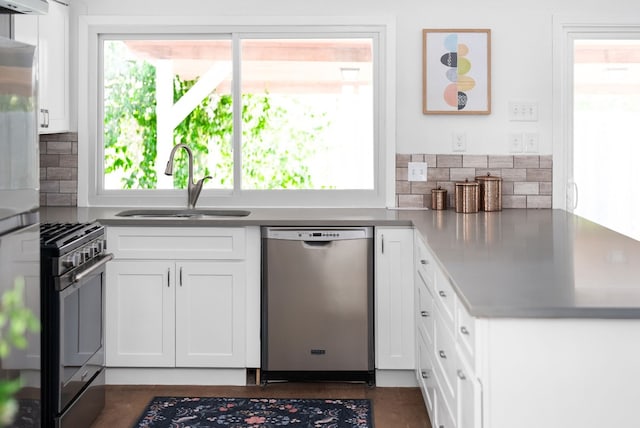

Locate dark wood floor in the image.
[90,382,431,428]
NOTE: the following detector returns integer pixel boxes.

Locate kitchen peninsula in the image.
[41,207,640,428]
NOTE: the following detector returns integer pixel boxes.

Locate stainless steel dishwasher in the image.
[261,227,374,384]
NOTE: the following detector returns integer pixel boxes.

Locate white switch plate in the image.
[452,132,467,152]
[508,101,538,121]
[508,132,523,153]
[408,162,428,182]
[524,132,539,152]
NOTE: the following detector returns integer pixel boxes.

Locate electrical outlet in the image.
[508,132,523,153]
[408,162,428,182]
[524,132,539,153]
[452,132,467,152]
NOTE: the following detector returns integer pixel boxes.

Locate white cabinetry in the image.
[14,0,70,133]
[105,227,255,370]
[375,228,415,374]
[414,232,482,428]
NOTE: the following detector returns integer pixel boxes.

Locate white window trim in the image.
[78,15,396,208]
[552,15,640,211]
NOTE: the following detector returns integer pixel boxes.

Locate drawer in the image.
[416,272,435,349]
[456,302,476,364]
[416,329,437,419]
[435,267,456,325]
[434,306,456,406]
[107,227,246,260]
[415,235,435,295]
[435,373,457,428]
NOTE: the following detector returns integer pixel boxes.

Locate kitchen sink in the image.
[115,208,251,218]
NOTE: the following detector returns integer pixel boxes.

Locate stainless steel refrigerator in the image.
[0,35,41,427]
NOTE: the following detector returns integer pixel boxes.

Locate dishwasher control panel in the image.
[262,227,373,241]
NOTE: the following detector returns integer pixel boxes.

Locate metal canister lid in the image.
[475,172,502,182]
[455,178,479,186]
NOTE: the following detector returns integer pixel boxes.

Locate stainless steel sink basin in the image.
[115,208,251,218]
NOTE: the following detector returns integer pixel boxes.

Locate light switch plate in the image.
[508,132,523,153]
[524,132,539,153]
[408,162,428,182]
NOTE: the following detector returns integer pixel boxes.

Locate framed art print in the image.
[422,29,491,114]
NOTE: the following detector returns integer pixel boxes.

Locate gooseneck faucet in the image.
[164,144,212,209]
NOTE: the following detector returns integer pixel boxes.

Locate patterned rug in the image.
[134,396,373,428]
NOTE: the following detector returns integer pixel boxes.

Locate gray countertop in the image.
[40,206,640,318]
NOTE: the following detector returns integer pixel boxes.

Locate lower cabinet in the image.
[414,231,482,428]
[105,227,253,370]
[375,227,415,370]
[106,260,246,367]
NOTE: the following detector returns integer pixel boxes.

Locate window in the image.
[80,18,392,207]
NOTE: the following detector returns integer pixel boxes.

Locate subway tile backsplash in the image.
[396,154,552,209]
[37,139,552,210]
[39,132,78,207]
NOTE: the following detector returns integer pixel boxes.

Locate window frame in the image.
[78,16,396,208]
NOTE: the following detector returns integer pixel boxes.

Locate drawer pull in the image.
[421,310,430,318]
[438,350,447,359]
[420,259,429,265]
[460,326,470,335]
[421,370,430,379]
[457,370,466,380]
[438,290,447,298]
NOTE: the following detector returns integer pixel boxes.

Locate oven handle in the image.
[70,253,114,284]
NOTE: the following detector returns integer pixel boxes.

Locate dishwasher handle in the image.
[302,240,333,248]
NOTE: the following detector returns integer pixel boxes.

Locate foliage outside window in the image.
[101,36,375,196]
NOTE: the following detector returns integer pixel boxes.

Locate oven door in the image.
[57,254,111,412]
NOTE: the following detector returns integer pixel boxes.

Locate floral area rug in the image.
[134,396,373,428]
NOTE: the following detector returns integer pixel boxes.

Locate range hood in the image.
[0,0,48,14]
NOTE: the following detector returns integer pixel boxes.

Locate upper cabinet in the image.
[14,0,70,134]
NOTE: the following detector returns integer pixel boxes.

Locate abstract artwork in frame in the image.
[423,29,491,114]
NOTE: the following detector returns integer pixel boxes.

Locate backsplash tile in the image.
[37,140,553,210]
[40,132,78,207]
[396,154,552,209]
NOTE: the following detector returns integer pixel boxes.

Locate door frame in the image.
[552,16,640,210]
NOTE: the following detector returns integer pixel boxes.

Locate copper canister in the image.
[431,186,448,210]
[454,179,479,213]
[475,173,502,211]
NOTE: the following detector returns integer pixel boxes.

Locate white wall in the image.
[79,0,640,156]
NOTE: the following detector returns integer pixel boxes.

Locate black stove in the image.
[40,222,107,280]
[40,221,109,428]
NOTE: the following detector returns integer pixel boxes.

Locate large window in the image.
[81,19,391,207]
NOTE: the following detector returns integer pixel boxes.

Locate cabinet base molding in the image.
[105,368,247,386]
[375,370,418,387]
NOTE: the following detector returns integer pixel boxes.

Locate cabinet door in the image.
[105,260,175,367]
[175,261,246,367]
[14,1,69,133]
[375,228,415,369]
[456,355,482,428]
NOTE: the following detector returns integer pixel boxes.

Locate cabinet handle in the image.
[167,269,170,287]
[438,350,446,359]
[40,108,49,128]
[179,266,183,286]
[421,310,430,318]
[381,234,384,254]
[420,259,428,265]
[438,290,447,298]
[421,370,430,379]
[457,370,466,380]
[460,326,470,335]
